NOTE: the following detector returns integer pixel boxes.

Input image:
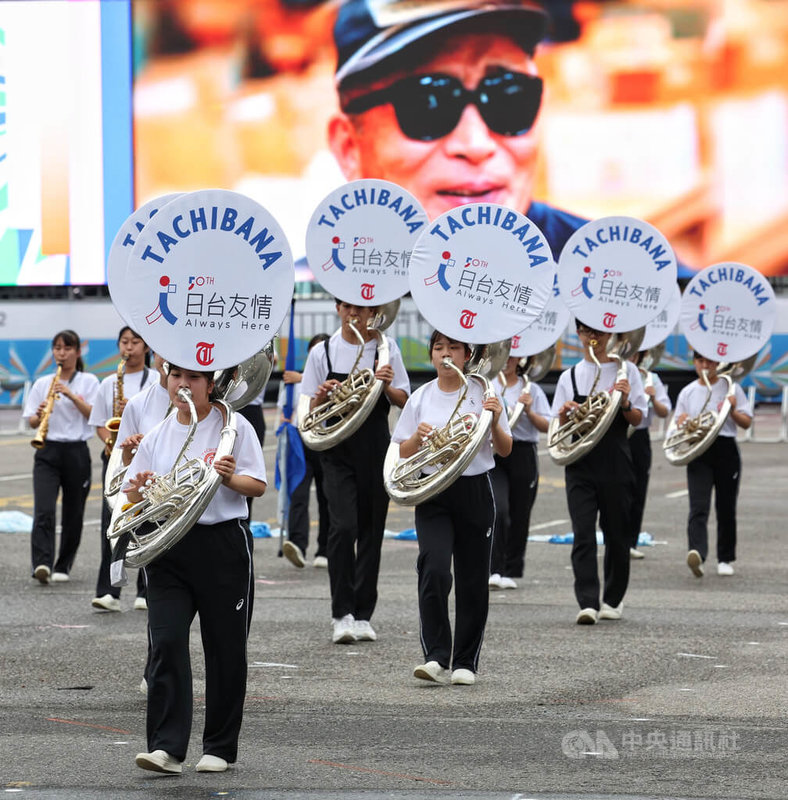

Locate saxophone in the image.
[31,365,63,450]
[104,355,128,455]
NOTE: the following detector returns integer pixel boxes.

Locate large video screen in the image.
[0,0,133,287]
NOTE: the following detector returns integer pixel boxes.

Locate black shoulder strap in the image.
[570,365,579,397]
[324,339,333,374]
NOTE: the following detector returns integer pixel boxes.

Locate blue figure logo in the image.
[321,236,347,271]
[146,275,178,325]
[424,251,455,291]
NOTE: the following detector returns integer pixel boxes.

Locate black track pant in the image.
[415,473,495,672]
[686,436,740,564]
[628,428,652,548]
[490,441,538,578]
[145,519,254,763]
[30,441,91,575]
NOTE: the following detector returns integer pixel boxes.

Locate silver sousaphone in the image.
[548,216,679,466]
[663,263,776,466]
[385,201,557,506]
[103,188,294,568]
[385,340,510,506]
[297,180,428,450]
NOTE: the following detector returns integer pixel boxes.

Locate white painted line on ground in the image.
[677,653,715,659]
[530,519,569,531]
[665,489,689,498]
[0,473,29,482]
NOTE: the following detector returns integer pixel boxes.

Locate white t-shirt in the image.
[493,375,550,443]
[300,330,410,400]
[550,360,648,419]
[123,406,267,525]
[634,371,672,431]
[673,379,751,438]
[391,377,511,476]
[23,371,99,442]
[114,382,171,444]
[88,367,157,428]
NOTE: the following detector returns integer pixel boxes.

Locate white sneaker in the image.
[33,565,50,585]
[687,550,704,577]
[499,576,518,590]
[332,614,356,644]
[629,547,645,560]
[196,754,228,773]
[717,562,735,576]
[139,677,148,695]
[413,661,449,684]
[450,668,476,685]
[135,749,182,774]
[313,555,328,569]
[92,594,121,612]
[282,541,305,568]
[576,608,598,625]
[599,602,623,620]
[134,596,148,611]
[488,573,503,590]
[353,619,377,641]
[51,571,70,582]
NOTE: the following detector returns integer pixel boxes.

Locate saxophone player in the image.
[22,330,99,584]
[88,326,156,612]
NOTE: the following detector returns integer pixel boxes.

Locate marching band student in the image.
[673,352,752,578]
[550,321,647,625]
[23,330,99,584]
[627,350,671,559]
[489,354,549,590]
[124,363,266,775]
[89,327,156,612]
[391,332,512,686]
[278,333,330,569]
[300,300,409,644]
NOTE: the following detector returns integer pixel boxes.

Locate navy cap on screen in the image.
[334,0,548,85]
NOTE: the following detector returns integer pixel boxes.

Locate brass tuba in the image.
[384,341,509,506]
[297,300,399,451]
[547,327,644,465]
[30,365,62,449]
[662,354,756,466]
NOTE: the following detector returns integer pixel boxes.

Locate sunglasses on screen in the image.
[342,71,543,142]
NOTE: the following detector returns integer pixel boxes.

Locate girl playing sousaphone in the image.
[107,189,293,775]
[299,179,425,645]
[550,216,678,624]
[391,331,511,685]
[387,201,556,684]
[665,262,776,579]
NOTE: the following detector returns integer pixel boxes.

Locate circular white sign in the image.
[408,204,556,345]
[679,262,776,362]
[305,179,428,306]
[509,274,571,357]
[640,281,681,351]
[123,189,294,371]
[557,216,677,333]
[107,193,183,326]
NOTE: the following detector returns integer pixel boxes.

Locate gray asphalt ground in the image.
[0,405,786,800]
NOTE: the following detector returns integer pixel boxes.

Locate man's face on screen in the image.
[331,31,542,222]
